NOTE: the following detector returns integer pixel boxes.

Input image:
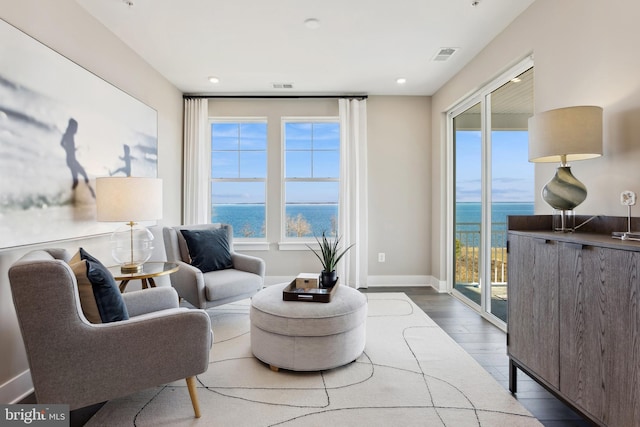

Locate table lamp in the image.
[96,177,163,273]
[528,106,603,232]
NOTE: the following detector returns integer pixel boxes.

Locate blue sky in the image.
[211,122,267,178]
[455,130,534,203]
[212,124,534,205]
[211,121,340,205]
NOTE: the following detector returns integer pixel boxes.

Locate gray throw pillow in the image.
[180,228,233,273]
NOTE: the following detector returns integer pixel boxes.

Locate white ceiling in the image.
[75,0,535,96]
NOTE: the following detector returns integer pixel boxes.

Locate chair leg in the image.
[185,376,201,418]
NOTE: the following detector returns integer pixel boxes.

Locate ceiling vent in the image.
[272,83,294,89]
[432,47,458,61]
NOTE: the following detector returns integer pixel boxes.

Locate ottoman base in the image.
[250,283,368,372]
[251,321,366,371]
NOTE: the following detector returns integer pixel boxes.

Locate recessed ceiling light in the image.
[396,78,407,85]
[304,18,320,30]
[511,77,522,83]
[208,76,220,84]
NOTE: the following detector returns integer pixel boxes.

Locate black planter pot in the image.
[320,270,338,288]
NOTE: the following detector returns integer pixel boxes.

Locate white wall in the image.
[430,0,640,280]
[0,0,183,403]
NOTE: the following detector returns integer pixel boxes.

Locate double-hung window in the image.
[282,118,341,239]
[210,119,267,239]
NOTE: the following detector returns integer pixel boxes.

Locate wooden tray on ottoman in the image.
[282,279,339,303]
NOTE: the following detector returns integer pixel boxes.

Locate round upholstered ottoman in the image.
[250,283,367,371]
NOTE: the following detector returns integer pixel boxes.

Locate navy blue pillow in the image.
[79,248,129,323]
[180,228,233,273]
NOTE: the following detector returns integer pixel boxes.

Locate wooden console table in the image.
[507,215,640,426]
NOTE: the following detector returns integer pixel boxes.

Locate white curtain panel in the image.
[183,98,209,225]
[338,98,369,289]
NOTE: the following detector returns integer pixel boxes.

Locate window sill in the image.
[278,241,316,251]
[234,241,270,251]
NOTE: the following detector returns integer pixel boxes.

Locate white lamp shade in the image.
[528,106,603,163]
[96,177,163,222]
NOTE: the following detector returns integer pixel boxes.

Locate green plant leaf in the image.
[305,231,354,272]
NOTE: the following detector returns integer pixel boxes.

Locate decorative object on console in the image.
[612,190,640,241]
[96,177,163,273]
[528,106,603,232]
[306,231,354,288]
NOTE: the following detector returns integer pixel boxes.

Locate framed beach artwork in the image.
[0,19,158,249]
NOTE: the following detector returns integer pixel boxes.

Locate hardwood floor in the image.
[362,286,593,427]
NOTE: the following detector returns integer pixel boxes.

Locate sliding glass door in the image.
[450,61,534,326]
[453,103,482,308]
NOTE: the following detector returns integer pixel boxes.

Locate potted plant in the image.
[307,231,354,288]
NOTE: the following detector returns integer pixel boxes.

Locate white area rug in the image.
[87,293,541,426]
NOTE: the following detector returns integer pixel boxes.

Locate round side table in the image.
[108,262,179,293]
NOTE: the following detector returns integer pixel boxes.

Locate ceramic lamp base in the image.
[542,166,587,212]
[543,166,588,232]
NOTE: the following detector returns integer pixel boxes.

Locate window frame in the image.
[280,116,341,246]
[209,117,269,249]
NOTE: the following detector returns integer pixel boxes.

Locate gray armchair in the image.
[163,224,265,309]
[8,249,212,417]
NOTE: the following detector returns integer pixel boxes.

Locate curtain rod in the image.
[183,94,368,100]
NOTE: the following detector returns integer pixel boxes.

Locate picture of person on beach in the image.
[60,117,95,198]
[109,144,134,177]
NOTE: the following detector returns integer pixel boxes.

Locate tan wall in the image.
[208,96,432,283]
[0,0,183,402]
[367,96,432,280]
[430,0,640,281]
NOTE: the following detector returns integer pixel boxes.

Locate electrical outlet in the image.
[621,190,636,206]
[378,253,386,263]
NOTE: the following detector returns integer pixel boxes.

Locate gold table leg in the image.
[119,280,130,293]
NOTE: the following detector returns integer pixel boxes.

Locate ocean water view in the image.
[213,201,533,244]
[456,202,534,247]
[212,204,338,238]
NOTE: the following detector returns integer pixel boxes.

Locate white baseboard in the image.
[429,276,448,293]
[0,369,33,404]
[366,275,430,288]
[265,275,448,292]
[370,275,448,293]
